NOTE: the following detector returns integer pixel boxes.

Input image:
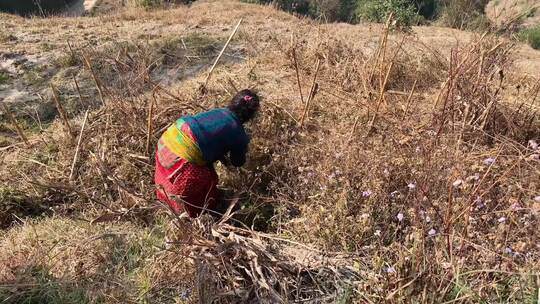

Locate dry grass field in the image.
[1,1,539,302]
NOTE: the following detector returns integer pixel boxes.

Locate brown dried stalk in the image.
[72,75,84,104]
[202,18,243,91]
[300,59,321,126]
[50,84,75,140]
[82,53,106,106]
[291,48,305,112]
[146,94,155,156]
[2,102,29,146]
[69,110,89,181]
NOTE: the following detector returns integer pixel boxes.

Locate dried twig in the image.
[300,59,321,126]
[365,60,394,137]
[82,53,106,106]
[291,48,305,113]
[2,102,29,147]
[69,110,89,181]
[50,84,75,141]
[146,94,156,156]
[402,79,417,119]
[202,18,243,91]
[73,75,85,104]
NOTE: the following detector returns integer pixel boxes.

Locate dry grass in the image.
[1,1,540,303]
[0,217,196,303]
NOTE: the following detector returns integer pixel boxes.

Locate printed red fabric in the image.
[154,153,220,217]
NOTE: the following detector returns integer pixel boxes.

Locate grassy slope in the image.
[1,1,540,303]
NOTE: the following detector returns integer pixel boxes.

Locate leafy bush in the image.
[308,0,358,22]
[355,0,422,28]
[136,0,163,9]
[519,26,540,50]
[243,0,434,24]
[437,0,491,30]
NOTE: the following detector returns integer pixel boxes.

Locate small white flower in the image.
[374,230,381,236]
[534,196,540,203]
[407,183,416,190]
[397,213,404,222]
[452,179,463,188]
[361,213,369,219]
[386,266,396,273]
[498,217,506,223]
[415,146,421,153]
[383,168,390,176]
[528,140,539,150]
[425,216,431,223]
[504,247,513,254]
[362,190,373,198]
[483,157,496,165]
[390,190,400,198]
[428,228,437,236]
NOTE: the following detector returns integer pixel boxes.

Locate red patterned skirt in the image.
[154,154,220,217]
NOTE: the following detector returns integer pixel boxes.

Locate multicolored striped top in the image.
[157,108,249,168]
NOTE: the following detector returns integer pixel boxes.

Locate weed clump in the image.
[519,26,540,49]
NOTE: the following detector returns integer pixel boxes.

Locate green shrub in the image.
[0,71,9,84]
[136,0,163,9]
[355,0,422,28]
[437,0,491,30]
[519,26,540,50]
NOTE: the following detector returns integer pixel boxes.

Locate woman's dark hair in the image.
[227,89,260,124]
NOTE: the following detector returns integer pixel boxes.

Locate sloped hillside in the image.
[1,1,540,303]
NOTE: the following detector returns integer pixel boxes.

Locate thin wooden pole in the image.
[69,110,89,181]
[202,19,243,90]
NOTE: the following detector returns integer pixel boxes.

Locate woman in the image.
[155,89,260,217]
